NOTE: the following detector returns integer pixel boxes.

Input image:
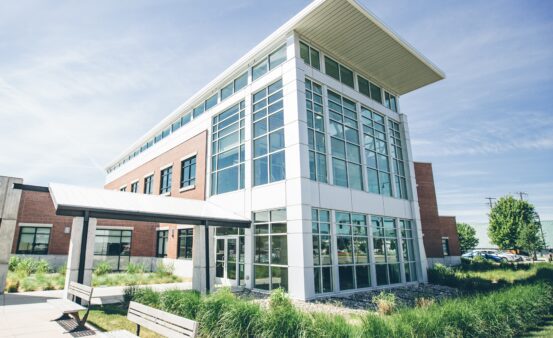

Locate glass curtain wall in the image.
[389,120,408,199]
[327,90,363,190]
[361,107,392,196]
[401,220,418,282]
[211,101,246,195]
[252,80,286,186]
[312,208,332,294]
[253,209,288,291]
[336,212,371,290]
[372,217,401,285]
[306,78,327,183]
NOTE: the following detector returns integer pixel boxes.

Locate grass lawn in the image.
[82,304,162,338]
[524,315,553,337]
[5,271,183,293]
[459,265,541,283]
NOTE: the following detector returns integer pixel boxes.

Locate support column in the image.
[0,176,23,295]
[64,216,97,299]
[192,224,214,294]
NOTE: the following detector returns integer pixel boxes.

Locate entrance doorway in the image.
[215,236,239,286]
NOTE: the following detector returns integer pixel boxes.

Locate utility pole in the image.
[515,191,528,201]
[485,197,496,208]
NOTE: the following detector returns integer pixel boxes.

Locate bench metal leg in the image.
[52,313,72,321]
[67,309,91,332]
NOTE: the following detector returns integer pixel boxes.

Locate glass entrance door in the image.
[215,236,239,286]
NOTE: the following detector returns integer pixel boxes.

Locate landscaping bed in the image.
[4,257,182,293]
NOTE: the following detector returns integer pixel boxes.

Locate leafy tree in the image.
[517,222,544,260]
[456,222,479,253]
[488,195,538,250]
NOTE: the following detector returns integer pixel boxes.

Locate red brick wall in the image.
[12,190,158,257]
[105,130,208,201]
[414,162,461,258]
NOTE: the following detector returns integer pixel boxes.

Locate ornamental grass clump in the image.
[160,290,201,319]
[94,261,112,275]
[372,291,397,315]
[259,288,314,338]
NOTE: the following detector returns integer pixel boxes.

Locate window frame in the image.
[180,156,197,188]
[177,228,193,260]
[16,226,51,255]
[156,230,169,258]
[160,166,173,194]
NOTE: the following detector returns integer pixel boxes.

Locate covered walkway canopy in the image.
[48,183,250,227]
[14,183,251,295]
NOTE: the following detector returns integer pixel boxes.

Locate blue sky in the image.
[0,0,552,223]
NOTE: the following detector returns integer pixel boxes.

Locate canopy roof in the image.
[49,183,250,227]
[294,0,444,95]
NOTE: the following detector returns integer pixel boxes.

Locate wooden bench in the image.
[47,281,94,332]
[104,301,198,338]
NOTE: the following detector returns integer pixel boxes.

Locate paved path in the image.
[0,282,192,337]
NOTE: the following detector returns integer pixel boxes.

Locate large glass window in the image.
[385,92,398,112]
[252,80,286,186]
[181,156,196,188]
[306,78,327,183]
[16,227,51,255]
[211,101,246,195]
[252,45,287,81]
[373,217,401,286]
[130,181,138,193]
[389,120,408,199]
[299,42,320,70]
[220,72,248,101]
[327,90,363,190]
[160,166,172,194]
[144,175,153,194]
[156,230,168,258]
[336,212,371,290]
[324,56,354,88]
[357,75,383,104]
[361,107,392,196]
[178,229,193,259]
[312,209,332,294]
[254,209,288,291]
[401,220,418,282]
[94,229,132,271]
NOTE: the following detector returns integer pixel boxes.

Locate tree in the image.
[517,221,545,261]
[456,222,479,253]
[488,195,537,250]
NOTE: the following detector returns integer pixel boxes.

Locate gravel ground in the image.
[236,283,460,316]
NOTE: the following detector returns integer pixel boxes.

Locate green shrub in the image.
[123,285,140,304]
[216,296,262,337]
[160,290,201,319]
[34,259,50,273]
[372,291,397,315]
[126,262,146,274]
[5,278,19,293]
[15,258,36,276]
[360,283,553,338]
[94,261,112,275]
[8,256,21,272]
[196,288,237,336]
[259,288,314,338]
[311,313,361,337]
[132,287,160,307]
[155,261,174,276]
[57,263,67,275]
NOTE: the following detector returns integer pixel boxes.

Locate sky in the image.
[0,0,552,224]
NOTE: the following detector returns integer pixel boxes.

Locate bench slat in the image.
[47,299,87,313]
[68,281,93,301]
[127,301,197,337]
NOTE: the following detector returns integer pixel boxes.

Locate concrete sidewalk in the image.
[0,282,192,337]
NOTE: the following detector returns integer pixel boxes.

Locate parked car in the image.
[461,250,508,263]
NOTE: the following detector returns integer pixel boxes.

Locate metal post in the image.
[204,220,210,294]
[76,211,89,304]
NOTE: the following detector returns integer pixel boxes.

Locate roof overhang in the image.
[293,0,445,95]
[48,183,250,228]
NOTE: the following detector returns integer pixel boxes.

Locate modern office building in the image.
[102,0,445,300]
[6,0,446,300]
